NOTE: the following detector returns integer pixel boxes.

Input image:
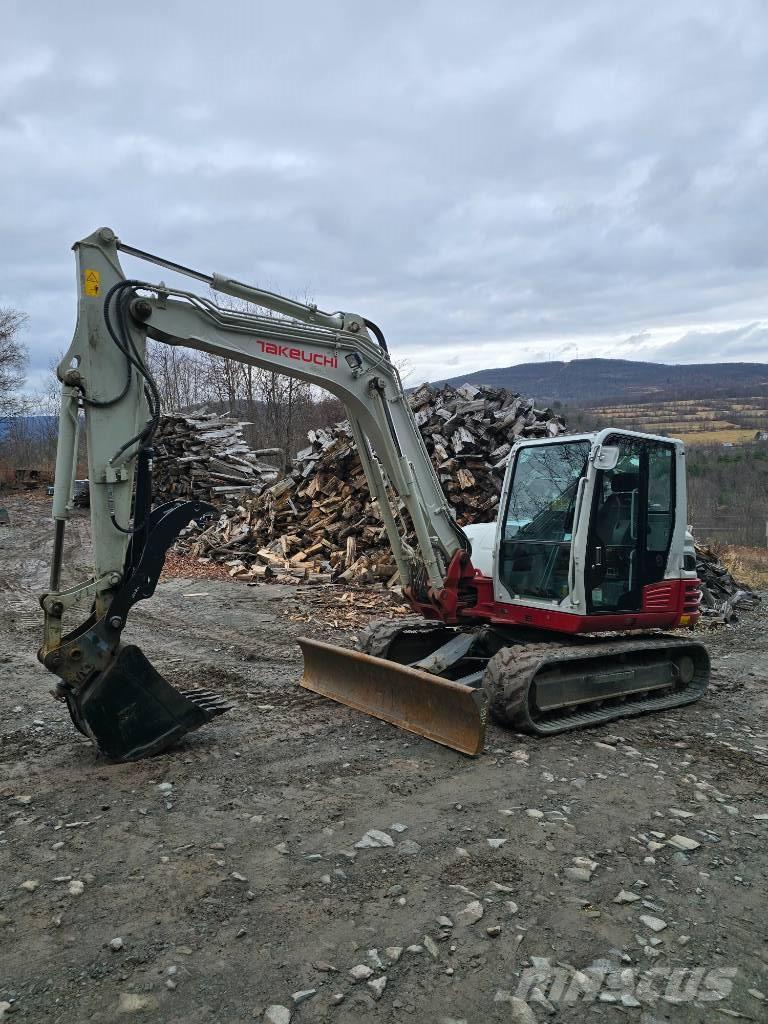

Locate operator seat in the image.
[591,472,640,609]
[595,472,638,546]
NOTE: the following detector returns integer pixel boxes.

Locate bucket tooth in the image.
[188,699,230,715]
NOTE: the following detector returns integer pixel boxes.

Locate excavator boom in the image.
[40,228,483,760]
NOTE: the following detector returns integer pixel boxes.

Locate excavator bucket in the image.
[41,495,230,761]
[298,637,487,756]
[64,645,231,761]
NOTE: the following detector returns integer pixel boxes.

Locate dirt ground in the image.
[1,493,767,1024]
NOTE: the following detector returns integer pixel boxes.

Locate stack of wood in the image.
[153,411,279,505]
[177,383,565,584]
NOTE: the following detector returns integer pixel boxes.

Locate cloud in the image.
[641,322,768,363]
[0,49,54,101]
[1,0,767,399]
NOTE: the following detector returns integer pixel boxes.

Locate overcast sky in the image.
[2,0,767,394]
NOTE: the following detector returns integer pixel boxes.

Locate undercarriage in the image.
[355,617,709,736]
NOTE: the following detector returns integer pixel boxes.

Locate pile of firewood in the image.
[177,383,565,583]
[153,411,279,505]
[695,543,760,622]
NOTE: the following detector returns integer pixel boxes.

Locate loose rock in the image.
[291,990,316,1006]
[493,992,538,1023]
[398,839,422,856]
[117,993,154,1014]
[455,900,484,926]
[355,829,394,849]
[349,964,374,981]
[667,835,701,851]
[565,866,592,883]
[263,1006,292,1024]
[367,976,387,1000]
[639,915,668,932]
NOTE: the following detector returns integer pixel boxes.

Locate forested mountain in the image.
[437,358,768,404]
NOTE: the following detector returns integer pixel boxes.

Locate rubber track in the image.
[483,635,709,735]
[356,617,446,660]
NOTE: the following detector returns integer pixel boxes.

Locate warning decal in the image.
[84,269,100,297]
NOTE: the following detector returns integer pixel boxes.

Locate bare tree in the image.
[202,288,316,465]
[0,307,29,417]
[251,369,313,470]
[145,343,212,410]
[202,351,243,417]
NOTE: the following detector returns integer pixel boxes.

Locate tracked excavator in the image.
[40,228,708,761]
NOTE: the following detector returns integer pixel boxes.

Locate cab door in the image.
[497,439,591,603]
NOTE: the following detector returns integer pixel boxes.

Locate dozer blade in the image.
[67,645,231,761]
[298,637,487,756]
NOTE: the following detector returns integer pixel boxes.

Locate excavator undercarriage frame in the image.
[343,616,709,740]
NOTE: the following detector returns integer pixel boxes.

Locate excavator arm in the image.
[40,227,484,761]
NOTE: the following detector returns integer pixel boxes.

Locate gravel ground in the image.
[0,494,766,1023]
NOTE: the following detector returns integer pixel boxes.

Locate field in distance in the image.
[590,395,768,445]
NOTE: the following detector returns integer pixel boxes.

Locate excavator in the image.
[39,227,708,761]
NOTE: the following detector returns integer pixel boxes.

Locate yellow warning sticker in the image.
[84,269,100,297]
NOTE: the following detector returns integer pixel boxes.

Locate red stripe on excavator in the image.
[405,552,700,632]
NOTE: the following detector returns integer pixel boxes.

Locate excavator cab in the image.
[493,430,692,621]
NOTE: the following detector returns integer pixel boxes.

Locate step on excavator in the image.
[40,228,708,761]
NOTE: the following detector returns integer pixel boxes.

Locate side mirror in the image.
[594,445,620,471]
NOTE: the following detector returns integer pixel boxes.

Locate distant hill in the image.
[436,358,768,405]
